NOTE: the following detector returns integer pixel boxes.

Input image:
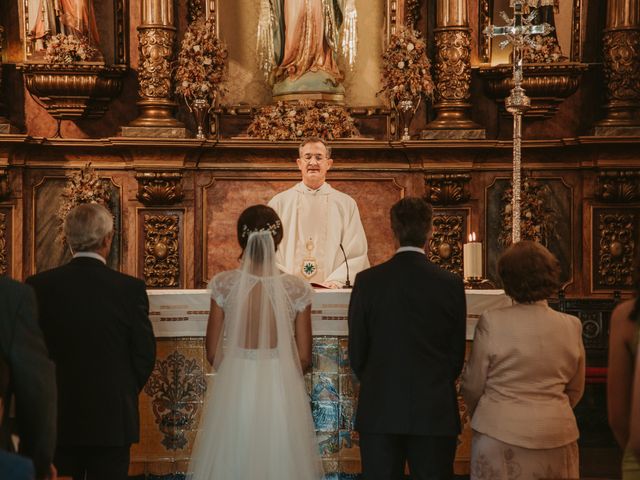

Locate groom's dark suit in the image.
[26,257,156,480]
[348,250,466,480]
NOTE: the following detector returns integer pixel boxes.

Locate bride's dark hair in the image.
[237,205,284,252]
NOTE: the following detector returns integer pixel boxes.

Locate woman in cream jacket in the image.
[462,241,585,480]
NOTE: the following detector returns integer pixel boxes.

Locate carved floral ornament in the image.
[596,170,640,203]
[136,172,184,206]
[138,28,175,99]
[434,30,472,103]
[428,214,464,277]
[596,212,635,289]
[424,173,471,205]
[602,29,640,103]
[0,212,7,276]
[143,214,180,288]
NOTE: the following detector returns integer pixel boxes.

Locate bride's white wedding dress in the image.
[187,231,323,480]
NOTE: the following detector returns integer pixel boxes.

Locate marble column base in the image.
[421,128,486,140]
[120,126,190,138]
[592,125,640,137]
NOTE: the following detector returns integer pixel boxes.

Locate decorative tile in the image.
[313,337,340,373]
[317,432,340,457]
[323,459,340,473]
[339,472,362,479]
[339,430,361,462]
[312,373,339,402]
[313,401,340,432]
[338,338,350,373]
[339,373,359,398]
[144,350,207,451]
[339,399,356,431]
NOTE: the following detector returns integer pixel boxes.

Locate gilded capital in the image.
[136,172,184,206]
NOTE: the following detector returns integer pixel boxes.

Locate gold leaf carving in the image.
[138,28,174,99]
[136,172,184,206]
[603,30,640,104]
[428,214,464,276]
[0,212,7,276]
[596,170,640,203]
[597,212,635,288]
[425,174,471,205]
[434,30,472,103]
[144,214,180,288]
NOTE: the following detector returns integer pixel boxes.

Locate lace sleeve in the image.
[284,275,315,312]
[208,270,238,308]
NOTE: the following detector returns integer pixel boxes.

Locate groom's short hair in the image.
[390,197,433,247]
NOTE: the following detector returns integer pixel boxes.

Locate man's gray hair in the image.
[298,137,331,158]
[64,203,114,252]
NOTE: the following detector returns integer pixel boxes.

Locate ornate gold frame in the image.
[479,0,584,63]
[22,0,128,64]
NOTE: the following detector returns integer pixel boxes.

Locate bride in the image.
[187,205,323,480]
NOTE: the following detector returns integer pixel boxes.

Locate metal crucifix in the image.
[484,1,552,244]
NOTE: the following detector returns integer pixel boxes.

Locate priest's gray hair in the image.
[298,137,331,158]
[64,203,114,252]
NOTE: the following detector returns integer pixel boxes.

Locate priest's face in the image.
[297,142,333,189]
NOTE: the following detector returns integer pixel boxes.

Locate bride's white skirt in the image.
[187,350,324,480]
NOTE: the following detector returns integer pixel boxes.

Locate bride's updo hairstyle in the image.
[237,205,284,253]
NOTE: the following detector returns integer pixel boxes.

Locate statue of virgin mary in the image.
[257,0,357,103]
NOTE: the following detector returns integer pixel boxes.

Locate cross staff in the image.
[484,0,552,243]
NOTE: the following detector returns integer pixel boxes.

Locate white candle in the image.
[463,232,483,279]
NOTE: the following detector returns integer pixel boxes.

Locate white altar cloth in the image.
[147,288,511,338]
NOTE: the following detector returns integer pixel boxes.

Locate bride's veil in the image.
[187,230,323,479]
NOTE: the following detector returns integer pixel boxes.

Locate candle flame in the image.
[469,232,476,242]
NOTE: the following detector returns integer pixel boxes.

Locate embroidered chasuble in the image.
[269,182,369,286]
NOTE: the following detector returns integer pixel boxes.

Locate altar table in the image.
[133,288,510,477]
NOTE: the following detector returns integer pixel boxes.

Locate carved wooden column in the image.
[122,0,187,137]
[422,0,485,139]
[0,168,10,276]
[594,0,640,135]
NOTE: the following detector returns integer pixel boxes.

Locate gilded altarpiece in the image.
[138,210,184,289]
[591,208,639,292]
[0,207,11,276]
[429,210,468,277]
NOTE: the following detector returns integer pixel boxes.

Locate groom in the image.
[348,197,466,479]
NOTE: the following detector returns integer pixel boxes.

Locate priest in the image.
[268,137,369,288]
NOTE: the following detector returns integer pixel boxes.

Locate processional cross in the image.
[484,1,552,243]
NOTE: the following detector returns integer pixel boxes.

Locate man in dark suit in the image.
[348,197,467,480]
[0,355,37,480]
[0,276,56,480]
[27,203,156,480]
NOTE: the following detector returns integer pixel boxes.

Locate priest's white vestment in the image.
[268,182,369,286]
